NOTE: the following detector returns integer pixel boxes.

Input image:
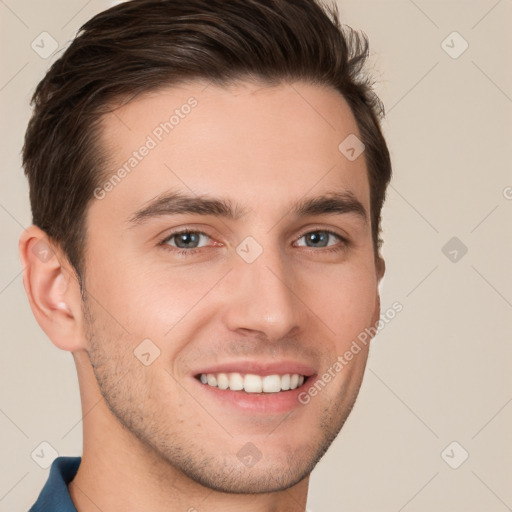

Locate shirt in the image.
[29,456,81,512]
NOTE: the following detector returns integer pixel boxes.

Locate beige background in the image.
[1,1,511,510]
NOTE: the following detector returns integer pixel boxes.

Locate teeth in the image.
[244,374,262,393]
[199,372,306,393]
[262,375,281,393]
[229,372,244,391]
[217,373,229,390]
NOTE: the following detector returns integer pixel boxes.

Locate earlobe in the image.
[18,226,85,352]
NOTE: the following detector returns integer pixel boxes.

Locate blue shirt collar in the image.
[29,456,81,512]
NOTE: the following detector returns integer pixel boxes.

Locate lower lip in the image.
[192,377,316,414]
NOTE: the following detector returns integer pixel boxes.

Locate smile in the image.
[198,372,306,393]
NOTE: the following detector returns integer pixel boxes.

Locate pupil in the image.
[308,232,326,247]
[177,232,198,248]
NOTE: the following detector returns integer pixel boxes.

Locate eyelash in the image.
[158,228,349,257]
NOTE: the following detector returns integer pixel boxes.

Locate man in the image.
[20,0,391,510]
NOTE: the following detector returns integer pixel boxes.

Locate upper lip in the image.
[193,360,317,378]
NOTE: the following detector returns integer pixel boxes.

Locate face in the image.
[82,80,382,493]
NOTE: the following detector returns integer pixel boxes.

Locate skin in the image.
[19,80,385,512]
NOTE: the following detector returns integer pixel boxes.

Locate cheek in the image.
[86,253,209,336]
[306,263,378,348]
[87,240,378,351]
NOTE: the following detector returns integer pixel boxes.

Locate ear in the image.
[370,255,386,330]
[376,255,386,283]
[18,225,86,352]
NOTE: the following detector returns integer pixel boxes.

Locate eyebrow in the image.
[126,189,368,226]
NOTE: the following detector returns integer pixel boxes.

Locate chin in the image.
[154,436,327,495]
[177,455,312,495]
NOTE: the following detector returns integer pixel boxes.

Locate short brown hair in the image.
[23,0,392,286]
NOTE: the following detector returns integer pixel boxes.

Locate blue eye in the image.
[159,228,347,257]
[295,230,342,249]
[163,230,210,250]
[160,230,212,256]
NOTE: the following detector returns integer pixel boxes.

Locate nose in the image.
[221,246,303,342]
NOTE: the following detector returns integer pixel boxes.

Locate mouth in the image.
[195,372,309,393]
[191,362,316,414]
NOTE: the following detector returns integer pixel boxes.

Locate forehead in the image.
[92,80,369,226]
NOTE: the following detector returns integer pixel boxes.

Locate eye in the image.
[158,228,348,257]
[295,230,345,250]
[161,230,212,251]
